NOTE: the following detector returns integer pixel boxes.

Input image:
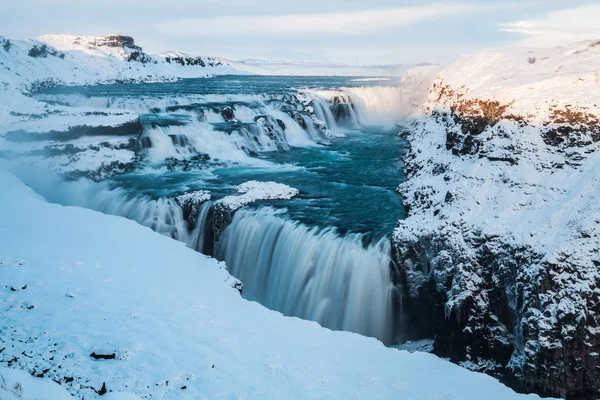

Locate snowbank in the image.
[0,170,545,399]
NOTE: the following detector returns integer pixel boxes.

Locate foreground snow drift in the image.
[0,171,545,399]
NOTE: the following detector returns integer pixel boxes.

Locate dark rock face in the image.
[163,154,210,172]
[174,192,210,230]
[221,106,235,121]
[72,35,153,63]
[212,202,235,247]
[2,38,12,52]
[541,106,600,149]
[70,160,136,182]
[85,35,140,50]
[164,55,223,68]
[394,228,600,399]
[28,44,64,59]
[394,95,600,399]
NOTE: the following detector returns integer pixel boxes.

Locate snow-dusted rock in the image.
[393,40,600,399]
[218,180,299,211]
[175,190,211,229]
[0,34,245,92]
[212,181,299,241]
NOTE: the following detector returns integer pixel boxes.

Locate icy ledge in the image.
[0,170,547,399]
[217,180,299,211]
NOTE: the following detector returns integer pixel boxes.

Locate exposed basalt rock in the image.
[68,35,154,63]
[2,38,12,52]
[79,35,140,50]
[164,154,211,172]
[394,226,600,399]
[174,191,211,230]
[164,55,222,68]
[221,106,235,121]
[28,44,64,59]
[394,70,600,398]
[66,159,136,182]
[212,202,235,247]
[542,105,600,148]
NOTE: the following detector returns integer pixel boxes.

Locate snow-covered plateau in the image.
[0,32,597,399]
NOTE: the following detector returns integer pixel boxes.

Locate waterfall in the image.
[216,208,400,344]
[25,78,415,345]
[304,86,412,126]
[188,201,214,253]
[35,179,402,344]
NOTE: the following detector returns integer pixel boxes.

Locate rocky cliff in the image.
[394,41,600,399]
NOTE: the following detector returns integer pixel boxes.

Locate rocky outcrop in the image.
[394,47,600,399]
[68,35,153,63]
[175,191,211,230]
[163,54,223,68]
[27,44,64,59]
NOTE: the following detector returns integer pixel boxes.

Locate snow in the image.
[394,39,600,385]
[427,40,600,122]
[0,34,245,94]
[175,190,211,205]
[0,367,74,400]
[217,180,299,211]
[0,170,546,399]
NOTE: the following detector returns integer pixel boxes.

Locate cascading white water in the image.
[26,78,417,345]
[305,86,412,126]
[31,178,192,241]
[189,201,214,253]
[216,208,398,344]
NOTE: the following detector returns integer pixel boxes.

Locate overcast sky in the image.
[2,1,600,65]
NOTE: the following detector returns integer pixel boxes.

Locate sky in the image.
[2,0,600,65]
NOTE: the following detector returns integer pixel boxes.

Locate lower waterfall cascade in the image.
[21,76,412,345]
[217,208,400,344]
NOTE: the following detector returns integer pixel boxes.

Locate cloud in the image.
[156,4,482,37]
[499,4,600,47]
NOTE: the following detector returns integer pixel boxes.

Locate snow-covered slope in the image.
[0,34,253,180]
[0,171,545,400]
[394,40,600,398]
[0,34,243,92]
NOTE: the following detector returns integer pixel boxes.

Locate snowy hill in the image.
[394,40,600,398]
[0,34,244,92]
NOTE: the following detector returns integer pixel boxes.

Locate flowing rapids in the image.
[26,75,414,344]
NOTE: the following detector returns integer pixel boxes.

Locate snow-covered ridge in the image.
[427,41,600,121]
[394,40,600,398]
[0,34,245,93]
